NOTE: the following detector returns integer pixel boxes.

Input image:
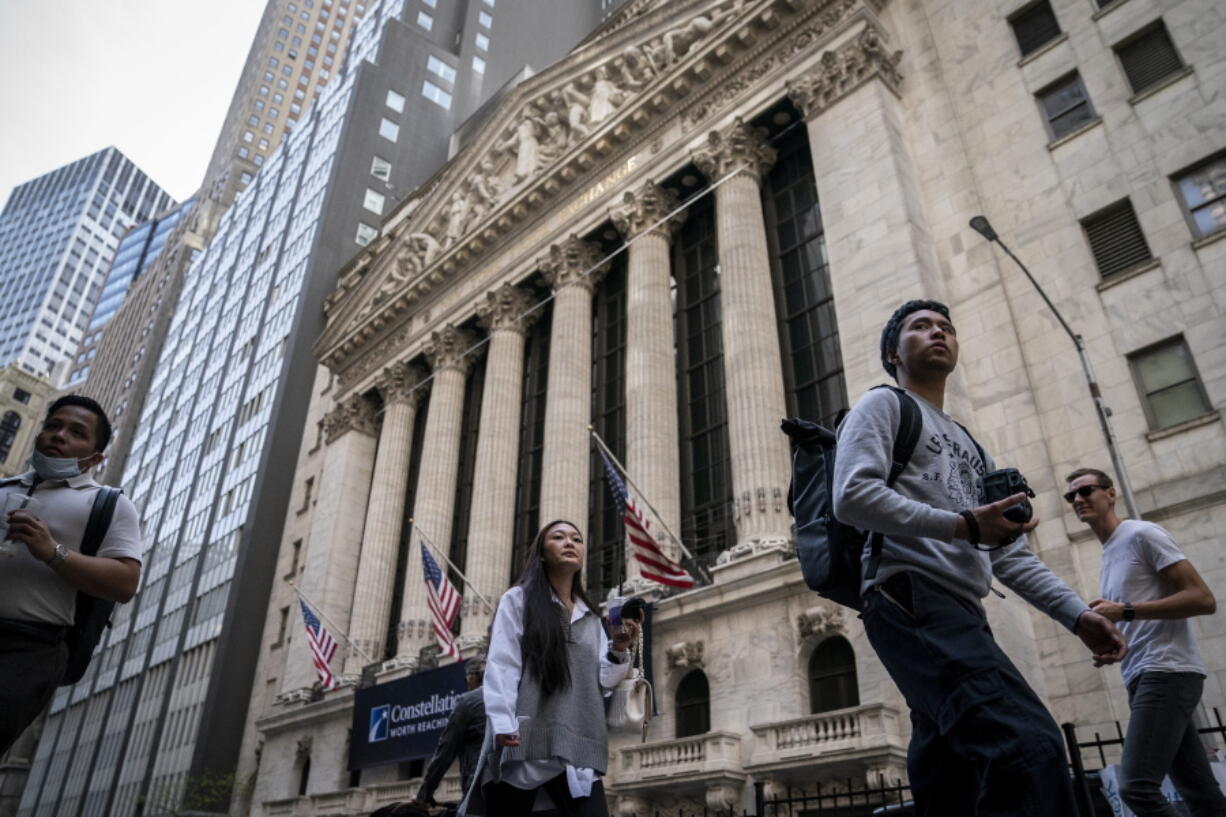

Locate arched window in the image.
[675,669,710,738]
[0,411,21,464]
[808,636,858,714]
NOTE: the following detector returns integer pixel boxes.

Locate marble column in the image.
[693,119,792,551]
[344,361,426,675]
[459,284,538,647]
[394,325,478,661]
[611,181,687,582]
[537,235,607,529]
[283,393,379,692]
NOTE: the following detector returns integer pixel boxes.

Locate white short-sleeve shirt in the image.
[0,470,143,625]
[1099,519,1205,686]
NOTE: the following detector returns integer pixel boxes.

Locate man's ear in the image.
[82,451,105,472]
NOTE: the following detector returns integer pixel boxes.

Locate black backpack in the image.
[781,386,922,611]
[61,486,122,686]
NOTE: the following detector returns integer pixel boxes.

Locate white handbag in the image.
[607,626,653,741]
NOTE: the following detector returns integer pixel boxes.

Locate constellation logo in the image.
[369,704,390,743]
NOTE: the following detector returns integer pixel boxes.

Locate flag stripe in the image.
[299,599,339,690]
[421,542,462,660]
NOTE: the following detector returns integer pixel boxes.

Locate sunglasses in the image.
[1063,485,1107,504]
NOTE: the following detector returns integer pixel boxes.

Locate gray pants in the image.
[1121,671,1226,817]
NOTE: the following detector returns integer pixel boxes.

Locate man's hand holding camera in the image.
[955,491,1039,546]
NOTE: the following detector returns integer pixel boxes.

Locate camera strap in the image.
[865,386,923,580]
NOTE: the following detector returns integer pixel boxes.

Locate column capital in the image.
[476,283,539,336]
[539,234,607,293]
[611,181,687,242]
[787,27,904,121]
[693,118,776,184]
[322,393,379,444]
[424,324,480,374]
[376,360,427,407]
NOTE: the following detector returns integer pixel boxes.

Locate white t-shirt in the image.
[1099,519,1205,686]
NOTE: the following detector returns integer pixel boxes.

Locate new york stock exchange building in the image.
[239,0,1226,813]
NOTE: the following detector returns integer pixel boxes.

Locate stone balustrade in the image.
[260,774,463,817]
[614,730,744,789]
[746,703,906,774]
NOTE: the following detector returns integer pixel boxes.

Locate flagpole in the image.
[410,520,497,613]
[588,427,698,565]
[286,579,377,666]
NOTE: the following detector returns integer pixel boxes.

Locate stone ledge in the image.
[1047,117,1103,152]
[1092,0,1132,20]
[1192,228,1226,252]
[1128,66,1194,106]
[1016,33,1069,69]
[1145,410,1220,443]
[1095,258,1161,292]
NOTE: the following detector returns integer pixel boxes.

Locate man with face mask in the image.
[0,395,142,753]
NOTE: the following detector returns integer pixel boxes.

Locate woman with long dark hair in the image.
[469,519,638,816]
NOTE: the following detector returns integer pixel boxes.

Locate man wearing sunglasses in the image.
[1067,467,1225,817]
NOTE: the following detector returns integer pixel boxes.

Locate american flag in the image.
[421,543,462,660]
[299,599,339,690]
[598,448,695,589]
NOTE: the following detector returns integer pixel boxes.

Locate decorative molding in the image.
[786,25,903,120]
[539,234,608,292]
[273,688,313,706]
[475,282,539,335]
[611,180,687,241]
[797,604,845,641]
[375,359,427,407]
[322,393,379,444]
[692,117,777,183]
[666,640,705,670]
[424,325,480,374]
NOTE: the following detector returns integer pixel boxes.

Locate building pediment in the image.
[316,0,893,386]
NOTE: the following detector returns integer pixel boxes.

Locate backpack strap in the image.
[864,386,923,580]
[954,421,987,474]
[80,487,121,558]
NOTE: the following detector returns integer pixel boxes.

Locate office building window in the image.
[238,146,250,159]
[243,130,254,142]
[475,32,489,51]
[427,55,456,83]
[371,155,392,181]
[385,88,405,112]
[259,85,269,95]
[363,188,385,215]
[1128,337,1213,430]
[423,0,437,5]
[675,671,710,738]
[259,138,270,149]
[1173,152,1226,239]
[355,222,379,246]
[240,172,254,185]
[253,155,264,167]
[478,10,492,27]
[1116,21,1184,95]
[1037,72,1095,140]
[473,56,486,74]
[0,411,20,464]
[247,114,259,126]
[379,117,399,141]
[1009,0,1061,58]
[809,637,859,714]
[483,0,493,6]
[1081,199,1153,278]
[417,10,432,29]
[13,389,30,405]
[422,80,452,109]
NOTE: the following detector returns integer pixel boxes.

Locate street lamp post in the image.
[969,215,1141,520]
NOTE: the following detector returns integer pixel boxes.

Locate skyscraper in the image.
[0,148,172,380]
[21,2,624,815]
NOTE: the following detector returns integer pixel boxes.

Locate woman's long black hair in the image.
[516,519,598,698]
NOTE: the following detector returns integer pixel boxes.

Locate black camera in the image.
[978,468,1036,524]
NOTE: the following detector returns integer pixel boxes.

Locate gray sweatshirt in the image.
[832,387,1087,631]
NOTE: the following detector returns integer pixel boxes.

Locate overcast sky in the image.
[0,0,267,208]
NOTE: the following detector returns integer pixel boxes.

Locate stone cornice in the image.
[692,117,777,183]
[611,180,687,241]
[786,25,903,119]
[322,393,379,444]
[476,283,539,335]
[318,0,893,389]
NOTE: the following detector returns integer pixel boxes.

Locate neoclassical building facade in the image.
[237,0,1226,813]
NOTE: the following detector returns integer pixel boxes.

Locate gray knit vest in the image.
[500,606,608,774]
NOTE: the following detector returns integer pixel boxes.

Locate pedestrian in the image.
[831,300,1127,816]
[465,520,637,816]
[412,655,488,808]
[0,395,142,753]
[1068,466,1226,817]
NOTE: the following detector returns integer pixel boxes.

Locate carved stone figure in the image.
[588,65,622,124]
[498,112,542,182]
[393,232,442,283]
[536,109,569,166]
[469,158,504,220]
[561,84,592,140]
[444,192,471,247]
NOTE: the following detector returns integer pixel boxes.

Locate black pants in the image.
[861,572,1079,817]
[484,776,608,817]
[0,627,68,754]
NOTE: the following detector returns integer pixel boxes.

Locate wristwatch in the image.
[44,543,70,570]
[1122,602,1136,622]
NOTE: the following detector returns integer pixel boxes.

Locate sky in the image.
[0,0,268,207]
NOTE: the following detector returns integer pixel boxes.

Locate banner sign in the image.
[349,661,468,769]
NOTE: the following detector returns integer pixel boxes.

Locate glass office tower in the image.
[0,148,172,380]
